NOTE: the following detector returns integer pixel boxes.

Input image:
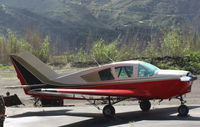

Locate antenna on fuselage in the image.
[91,55,101,67]
[103,52,115,63]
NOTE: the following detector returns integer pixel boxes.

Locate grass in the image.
[0,64,13,70]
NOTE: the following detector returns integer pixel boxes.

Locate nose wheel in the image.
[178,105,189,117]
[177,96,189,117]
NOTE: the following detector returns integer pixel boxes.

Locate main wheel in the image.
[178,105,189,117]
[103,105,115,118]
[139,100,151,111]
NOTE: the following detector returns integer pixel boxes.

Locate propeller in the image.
[180,76,192,82]
[180,75,197,82]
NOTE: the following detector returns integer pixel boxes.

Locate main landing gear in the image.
[102,96,116,118]
[103,104,115,118]
[102,96,128,118]
[139,100,151,111]
[177,96,189,117]
[101,97,151,118]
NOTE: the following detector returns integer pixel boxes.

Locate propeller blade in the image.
[180,76,192,82]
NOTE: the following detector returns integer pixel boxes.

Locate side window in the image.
[138,64,154,78]
[98,68,114,81]
[115,66,133,79]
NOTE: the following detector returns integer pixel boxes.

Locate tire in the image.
[139,100,151,111]
[0,120,4,127]
[178,105,189,117]
[103,105,115,118]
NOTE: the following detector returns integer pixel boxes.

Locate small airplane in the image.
[10,52,197,117]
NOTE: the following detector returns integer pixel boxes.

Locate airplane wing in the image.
[29,88,149,98]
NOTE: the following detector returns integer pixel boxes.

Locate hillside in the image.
[0,0,200,51]
[86,0,200,27]
[0,4,68,35]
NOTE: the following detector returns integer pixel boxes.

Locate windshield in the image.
[138,62,159,77]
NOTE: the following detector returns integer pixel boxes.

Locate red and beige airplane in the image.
[10,52,197,117]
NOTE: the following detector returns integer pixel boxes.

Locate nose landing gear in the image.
[178,105,189,117]
[177,96,189,117]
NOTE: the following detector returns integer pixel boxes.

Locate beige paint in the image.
[81,71,100,82]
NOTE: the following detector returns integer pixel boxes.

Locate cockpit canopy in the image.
[81,61,160,82]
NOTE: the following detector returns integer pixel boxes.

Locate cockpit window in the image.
[138,62,159,78]
[115,66,133,79]
[98,68,114,81]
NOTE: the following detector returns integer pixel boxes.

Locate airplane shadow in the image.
[8,106,200,127]
[60,106,200,127]
[9,109,72,117]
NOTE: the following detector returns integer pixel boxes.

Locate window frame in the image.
[114,66,134,79]
[112,64,136,80]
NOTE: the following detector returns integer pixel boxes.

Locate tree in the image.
[36,36,50,63]
[143,42,159,58]
[7,32,18,54]
[161,28,190,57]
[90,40,117,62]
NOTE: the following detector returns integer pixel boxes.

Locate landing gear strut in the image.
[177,96,189,117]
[139,100,151,111]
[102,96,115,118]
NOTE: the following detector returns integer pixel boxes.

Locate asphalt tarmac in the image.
[4,105,200,127]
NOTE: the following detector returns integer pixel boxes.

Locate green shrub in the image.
[90,40,117,62]
[182,51,200,74]
[161,28,190,57]
[116,43,140,61]
[143,42,159,58]
[63,51,76,63]
[0,64,3,68]
[0,31,51,64]
[35,36,50,63]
